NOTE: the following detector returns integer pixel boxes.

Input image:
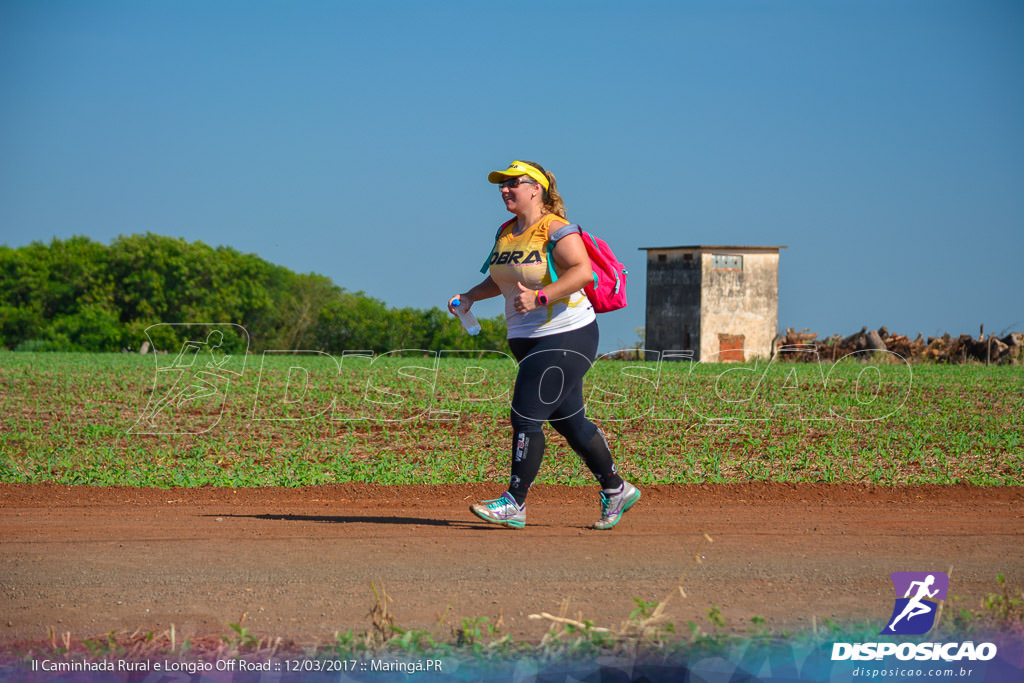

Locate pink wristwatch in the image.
[536,290,549,306]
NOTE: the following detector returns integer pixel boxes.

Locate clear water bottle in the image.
[452,298,481,335]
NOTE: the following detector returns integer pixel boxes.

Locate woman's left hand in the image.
[513,282,539,313]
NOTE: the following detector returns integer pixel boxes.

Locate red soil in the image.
[1,483,1021,647]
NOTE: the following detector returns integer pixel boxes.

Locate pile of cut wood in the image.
[775,326,1024,365]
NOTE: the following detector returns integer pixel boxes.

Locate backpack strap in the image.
[479,218,517,274]
[545,224,597,288]
[545,223,579,283]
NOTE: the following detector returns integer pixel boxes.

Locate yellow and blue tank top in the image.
[485,213,596,339]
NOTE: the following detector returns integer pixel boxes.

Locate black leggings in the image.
[505,321,622,504]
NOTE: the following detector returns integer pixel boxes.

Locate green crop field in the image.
[1,350,1021,488]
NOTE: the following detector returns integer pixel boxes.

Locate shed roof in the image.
[638,245,787,252]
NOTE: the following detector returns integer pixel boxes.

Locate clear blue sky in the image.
[2,0,1022,353]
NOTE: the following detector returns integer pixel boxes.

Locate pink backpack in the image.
[547,224,628,313]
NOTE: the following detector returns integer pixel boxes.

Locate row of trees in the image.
[0,233,509,353]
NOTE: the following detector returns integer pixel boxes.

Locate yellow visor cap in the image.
[487,161,549,191]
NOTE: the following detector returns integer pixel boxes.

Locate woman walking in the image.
[448,160,640,530]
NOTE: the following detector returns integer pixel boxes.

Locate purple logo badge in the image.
[881,572,949,635]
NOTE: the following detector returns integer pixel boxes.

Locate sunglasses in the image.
[498,177,537,189]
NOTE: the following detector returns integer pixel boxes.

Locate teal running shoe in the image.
[594,481,641,530]
[470,492,526,529]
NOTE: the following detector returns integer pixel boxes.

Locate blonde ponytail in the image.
[521,160,567,219]
[543,171,567,219]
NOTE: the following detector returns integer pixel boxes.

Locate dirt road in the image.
[1,483,1022,648]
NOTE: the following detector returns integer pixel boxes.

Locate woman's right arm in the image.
[448,275,501,314]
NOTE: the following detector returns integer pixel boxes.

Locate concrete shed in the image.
[639,245,785,362]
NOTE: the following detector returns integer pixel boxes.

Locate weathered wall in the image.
[699,251,779,362]
[643,249,701,360]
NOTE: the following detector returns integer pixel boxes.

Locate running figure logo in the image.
[131,324,248,435]
[881,571,949,635]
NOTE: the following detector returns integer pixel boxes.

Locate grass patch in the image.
[0,351,1021,487]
